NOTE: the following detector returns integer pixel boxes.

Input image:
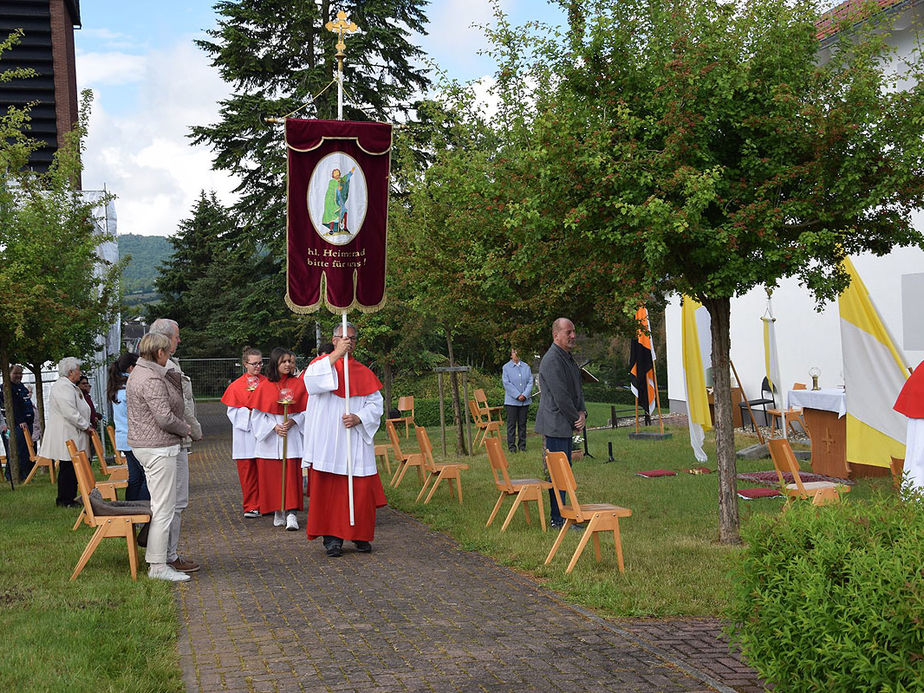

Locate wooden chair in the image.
[414,426,468,504]
[890,456,905,492]
[106,425,128,466]
[89,428,128,484]
[484,437,552,531]
[386,420,425,488]
[67,440,150,580]
[474,388,504,423]
[386,396,415,438]
[66,440,122,531]
[767,383,807,437]
[374,444,392,476]
[767,438,850,507]
[543,451,632,573]
[20,423,57,485]
[467,398,501,450]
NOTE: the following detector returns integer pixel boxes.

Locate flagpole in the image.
[327,10,358,526]
[651,361,665,435]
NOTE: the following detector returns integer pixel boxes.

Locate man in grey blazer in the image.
[534,318,586,528]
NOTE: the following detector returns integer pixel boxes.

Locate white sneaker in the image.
[286,513,299,531]
[243,509,261,518]
[148,563,191,582]
[273,511,284,527]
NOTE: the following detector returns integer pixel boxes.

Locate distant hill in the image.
[118,234,172,295]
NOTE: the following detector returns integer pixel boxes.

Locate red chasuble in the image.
[250,375,308,415]
[894,360,924,418]
[309,353,382,398]
[221,373,266,408]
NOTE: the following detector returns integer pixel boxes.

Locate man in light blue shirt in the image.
[501,348,533,453]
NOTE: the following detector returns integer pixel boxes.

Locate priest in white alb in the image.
[302,322,386,557]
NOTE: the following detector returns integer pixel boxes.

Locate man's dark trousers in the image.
[544,435,572,526]
[506,405,528,452]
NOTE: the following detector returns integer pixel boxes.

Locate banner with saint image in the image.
[285,118,391,313]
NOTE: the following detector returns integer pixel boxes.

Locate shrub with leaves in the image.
[727,488,924,690]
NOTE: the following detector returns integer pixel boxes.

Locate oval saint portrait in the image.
[307,152,368,246]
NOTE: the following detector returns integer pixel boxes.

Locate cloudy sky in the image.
[76,1,566,237]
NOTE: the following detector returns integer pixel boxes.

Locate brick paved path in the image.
[175,403,764,692]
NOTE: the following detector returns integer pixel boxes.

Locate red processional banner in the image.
[285,118,392,313]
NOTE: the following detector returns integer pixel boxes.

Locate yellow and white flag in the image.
[762,298,783,409]
[838,257,909,467]
[682,295,713,461]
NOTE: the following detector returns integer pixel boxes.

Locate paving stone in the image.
[176,402,765,692]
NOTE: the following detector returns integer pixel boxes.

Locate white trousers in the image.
[134,444,180,565]
[167,448,189,563]
[906,418,924,492]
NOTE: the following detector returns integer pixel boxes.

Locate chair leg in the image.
[454,475,463,504]
[51,460,58,484]
[502,493,525,531]
[71,524,108,580]
[392,461,411,488]
[125,521,140,580]
[486,492,507,528]
[613,516,625,573]
[424,471,447,504]
[416,474,433,503]
[592,531,602,562]
[544,520,571,565]
[536,490,547,532]
[566,521,595,574]
[72,509,85,531]
[522,501,532,525]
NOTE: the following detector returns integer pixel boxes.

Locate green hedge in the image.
[727,490,924,690]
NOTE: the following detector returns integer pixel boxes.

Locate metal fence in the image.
[174,357,311,399]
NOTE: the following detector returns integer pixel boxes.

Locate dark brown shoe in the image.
[168,557,200,573]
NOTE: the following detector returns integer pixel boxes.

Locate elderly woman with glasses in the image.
[221,346,266,518]
[41,357,92,508]
[126,332,192,582]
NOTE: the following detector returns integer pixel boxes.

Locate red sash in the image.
[894,361,924,418]
[309,353,382,398]
[221,373,265,408]
[251,374,308,415]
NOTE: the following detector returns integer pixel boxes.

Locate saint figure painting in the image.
[308,152,368,246]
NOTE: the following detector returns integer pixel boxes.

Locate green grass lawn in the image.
[0,475,182,692]
[381,414,891,619]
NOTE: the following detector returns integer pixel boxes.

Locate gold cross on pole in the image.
[326,10,358,73]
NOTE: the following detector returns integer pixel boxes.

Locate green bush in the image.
[727,490,924,690]
[399,398,537,427]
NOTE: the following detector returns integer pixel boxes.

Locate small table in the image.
[788,388,849,478]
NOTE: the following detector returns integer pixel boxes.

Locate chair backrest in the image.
[484,437,513,491]
[467,399,487,425]
[793,382,807,391]
[474,389,488,405]
[545,451,582,521]
[767,438,807,494]
[397,396,414,415]
[66,440,98,525]
[385,420,404,459]
[414,426,437,473]
[105,425,127,464]
[20,423,37,462]
[88,428,108,472]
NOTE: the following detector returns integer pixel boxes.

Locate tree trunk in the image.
[30,359,46,436]
[382,361,393,418]
[0,347,20,489]
[703,296,741,544]
[446,333,468,455]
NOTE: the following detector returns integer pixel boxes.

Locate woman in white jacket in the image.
[41,357,91,508]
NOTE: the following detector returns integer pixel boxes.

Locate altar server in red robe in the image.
[303,322,385,557]
[894,360,924,491]
[251,348,308,530]
[221,347,265,518]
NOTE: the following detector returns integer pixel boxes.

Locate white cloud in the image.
[79,41,239,237]
[77,51,146,86]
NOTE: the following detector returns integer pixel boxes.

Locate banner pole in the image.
[343,312,355,526]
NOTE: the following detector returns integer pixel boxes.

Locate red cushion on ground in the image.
[636,469,677,478]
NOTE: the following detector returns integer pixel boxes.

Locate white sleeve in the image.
[227,406,252,432]
[355,391,384,445]
[251,410,279,443]
[302,358,338,396]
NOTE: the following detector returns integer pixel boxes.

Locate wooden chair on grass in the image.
[68,440,150,581]
[89,428,128,484]
[20,423,57,485]
[386,420,425,489]
[544,450,632,574]
[767,383,807,437]
[106,425,128,466]
[386,396,415,438]
[414,426,468,504]
[374,444,392,476]
[484,437,552,532]
[65,440,123,530]
[474,388,504,424]
[467,399,501,450]
[767,438,850,507]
